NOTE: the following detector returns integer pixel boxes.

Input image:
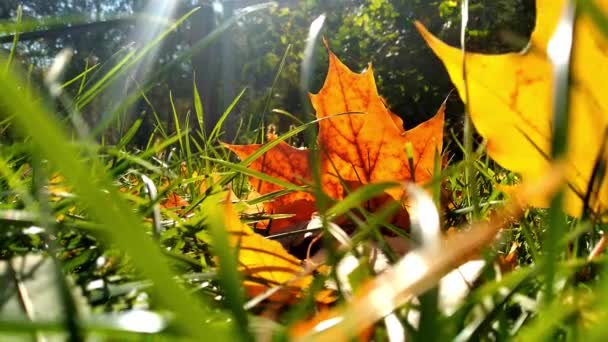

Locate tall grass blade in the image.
[169,91,184,158]
[60,61,98,93]
[116,116,143,150]
[259,44,291,142]
[204,156,307,192]
[207,88,247,146]
[5,4,22,72]
[543,0,576,304]
[459,0,480,221]
[325,181,399,218]
[207,198,252,341]
[193,78,206,139]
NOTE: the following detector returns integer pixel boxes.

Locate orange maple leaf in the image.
[226,46,445,233]
[224,140,316,233]
[161,192,189,210]
[313,49,445,201]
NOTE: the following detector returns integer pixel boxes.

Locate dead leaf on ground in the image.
[219,196,335,304]
[224,141,316,234]
[160,192,189,210]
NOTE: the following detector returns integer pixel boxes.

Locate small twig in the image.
[140,174,162,238]
[588,233,607,261]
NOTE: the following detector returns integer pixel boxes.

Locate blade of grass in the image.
[207,88,247,146]
[0,154,35,208]
[143,94,168,139]
[207,197,253,342]
[0,14,90,35]
[325,181,400,218]
[244,188,295,206]
[75,49,136,110]
[104,148,167,177]
[517,292,577,341]
[115,115,143,150]
[580,0,608,38]
[169,91,184,159]
[272,109,304,125]
[259,44,291,142]
[203,156,307,192]
[5,4,22,72]
[417,147,445,340]
[193,78,211,175]
[543,0,576,305]
[184,112,196,195]
[193,77,206,140]
[60,61,99,93]
[32,159,84,341]
[138,130,189,161]
[460,0,480,221]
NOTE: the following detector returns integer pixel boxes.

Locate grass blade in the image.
[5,4,22,72]
[326,181,400,218]
[203,156,307,192]
[169,91,184,158]
[207,88,247,145]
[207,197,252,341]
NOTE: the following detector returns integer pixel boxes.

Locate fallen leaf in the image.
[190,171,233,198]
[224,141,316,233]
[221,195,333,304]
[225,46,445,233]
[415,0,608,219]
[48,173,72,201]
[161,192,189,210]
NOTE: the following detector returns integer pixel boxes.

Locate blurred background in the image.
[0,0,535,145]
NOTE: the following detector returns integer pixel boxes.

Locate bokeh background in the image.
[0,0,535,144]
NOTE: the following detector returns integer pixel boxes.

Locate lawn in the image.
[0,0,607,341]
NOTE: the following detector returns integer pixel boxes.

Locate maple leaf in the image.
[220,195,334,303]
[224,140,316,233]
[312,47,445,201]
[226,47,445,233]
[161,192,189,209]
[415,0,608,219]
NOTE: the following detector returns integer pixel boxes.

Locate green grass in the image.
[0,2,607,342]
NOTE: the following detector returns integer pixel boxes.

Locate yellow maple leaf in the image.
[416,0,608,219]
[221,196,334,303]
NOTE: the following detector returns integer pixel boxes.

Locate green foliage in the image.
[232,0,535,138]
[1,0,534,144]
